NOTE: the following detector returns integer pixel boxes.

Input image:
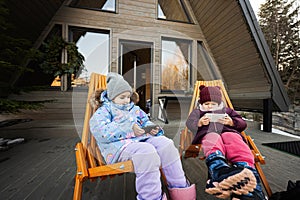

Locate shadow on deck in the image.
[0,88,299,199]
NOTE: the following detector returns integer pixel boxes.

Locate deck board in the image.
[0,88,299,199]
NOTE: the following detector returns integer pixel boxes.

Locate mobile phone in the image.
[205,113,226,122]
[142,125,161,133]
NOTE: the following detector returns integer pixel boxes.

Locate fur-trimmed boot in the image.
[205,151,257,199]
[168,184,196,200]
[231,162,266,200]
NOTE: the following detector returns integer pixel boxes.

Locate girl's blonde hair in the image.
[89,88,104,110]
[131,91,140,105]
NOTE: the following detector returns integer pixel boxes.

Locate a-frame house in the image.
[5,0,290,130]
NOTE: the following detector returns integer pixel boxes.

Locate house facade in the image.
[7,0,290,131]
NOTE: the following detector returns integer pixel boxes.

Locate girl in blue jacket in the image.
[90,72,196,200]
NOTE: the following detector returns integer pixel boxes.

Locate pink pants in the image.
[202,132,255,168]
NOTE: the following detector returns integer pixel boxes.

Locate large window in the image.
[69,27,110,80]
[158,0,191,23]
[69,0,116,12]
[161,37,192,92]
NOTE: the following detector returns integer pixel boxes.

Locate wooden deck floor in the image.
[0,88,299,199]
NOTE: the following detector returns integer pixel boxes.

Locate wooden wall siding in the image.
[232,99,264,111]
[189,0,271,100]
[52,0,205,98]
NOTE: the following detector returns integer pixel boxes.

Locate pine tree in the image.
[258,0,300,103]
[0,0,40,97]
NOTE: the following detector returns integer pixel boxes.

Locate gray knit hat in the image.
[106,72,132,100]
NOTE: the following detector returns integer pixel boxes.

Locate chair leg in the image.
[73,175,83,200]
[255,162,272,198]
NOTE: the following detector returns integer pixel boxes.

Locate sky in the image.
[249,0,265,17]
[76,32,109,78]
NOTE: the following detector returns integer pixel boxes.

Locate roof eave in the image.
[239,0,291,111]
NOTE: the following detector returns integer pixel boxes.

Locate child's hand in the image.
[132,124,145,137]
[198,115,210,127]
[218,114,234,126]
[149,126,161,136]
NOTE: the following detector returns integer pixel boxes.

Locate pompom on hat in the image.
[106,72,132,100]
[198,85,222,104]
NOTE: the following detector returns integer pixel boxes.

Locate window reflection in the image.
[69,27,110,81]
[161,37,192,91]
[70,0,116,12]
[158,0,191,23]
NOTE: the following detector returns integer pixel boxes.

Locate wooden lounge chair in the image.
[73,73,134,200]
[179,80,272,198]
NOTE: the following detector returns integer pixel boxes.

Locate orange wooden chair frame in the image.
[73,73,134,200]
[179,80,272,198]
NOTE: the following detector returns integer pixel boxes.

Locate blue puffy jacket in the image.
[90,90,164,164]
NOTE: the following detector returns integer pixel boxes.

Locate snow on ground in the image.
[260,125,300,139]
[245,118,300,139]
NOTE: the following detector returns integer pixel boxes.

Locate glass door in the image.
[119,40,153,112]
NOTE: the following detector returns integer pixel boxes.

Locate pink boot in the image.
[168,184,196,200]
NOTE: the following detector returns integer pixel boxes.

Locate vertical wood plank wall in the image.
[189,0,272,110]
[52,0,206,100]
[50,0,275,111]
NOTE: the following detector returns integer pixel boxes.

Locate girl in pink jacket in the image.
[186,85,266,200]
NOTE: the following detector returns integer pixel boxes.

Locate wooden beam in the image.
[263,98,272,132]
[88,160,134,178]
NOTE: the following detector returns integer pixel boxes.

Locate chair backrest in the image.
[181,80,272,197]
[187,80,250,140]
[188,80,233,115]
[181,80,244,150]
[81,73,107,167]
[181,80,230,152]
